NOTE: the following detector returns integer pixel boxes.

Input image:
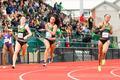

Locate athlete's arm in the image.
[109,25,113,34]
[24,24,32,39]
[45,23,57,35]
[52,25,57,35]
[98,22,105,31]
[0,32,3,39]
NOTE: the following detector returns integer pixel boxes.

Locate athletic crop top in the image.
[46,25,55,38]
[100,23,111,40]
[3,33,12,44]
[17,24,27,42]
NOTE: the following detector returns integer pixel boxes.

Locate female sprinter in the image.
[0,27,14,68]
[43,14,59,66]
[12,16,32,69]
[98,14,113,71]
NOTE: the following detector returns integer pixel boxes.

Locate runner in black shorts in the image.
[97,14,113,71]
[12,16,32,69]
[43,14,59,66]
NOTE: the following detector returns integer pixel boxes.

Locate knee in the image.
[102,48,107,53]
[45,47,50,52]
[102,50,107,54]
[2,52,6,56]
[13,51,19,56]
[98,53,102,56]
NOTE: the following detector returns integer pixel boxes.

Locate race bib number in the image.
[18,33,23,38]
[102,32,109,38]
[4,38,10,43]
[46,32,51,38]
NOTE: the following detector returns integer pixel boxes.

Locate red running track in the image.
[0,59,120,80]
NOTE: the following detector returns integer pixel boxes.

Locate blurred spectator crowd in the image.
[0,0,97,45]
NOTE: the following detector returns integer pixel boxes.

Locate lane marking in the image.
[67,66,119,80]
[67,67,96,80]
[111,68,120,78]
[19,69,47,80]
[19,66,66,80]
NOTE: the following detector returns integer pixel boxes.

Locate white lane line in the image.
[67,66,120,80]
[67,67,96,80]
[19,69,47,80]
[110,68,120,78]
[19,66,67,80]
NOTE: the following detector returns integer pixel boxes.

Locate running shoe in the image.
[12,65,15,69]
[98,65,102,72]
[43,62,47,67]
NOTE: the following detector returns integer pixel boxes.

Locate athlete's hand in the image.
[24,36,27,40]
[46,28,50,32]
[100,27,105,31]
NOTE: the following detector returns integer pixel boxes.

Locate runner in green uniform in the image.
[12,16,32,69]
[98,14,113,71]
[43,14,59,66]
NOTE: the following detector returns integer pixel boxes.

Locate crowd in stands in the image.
[0,0,106,48]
